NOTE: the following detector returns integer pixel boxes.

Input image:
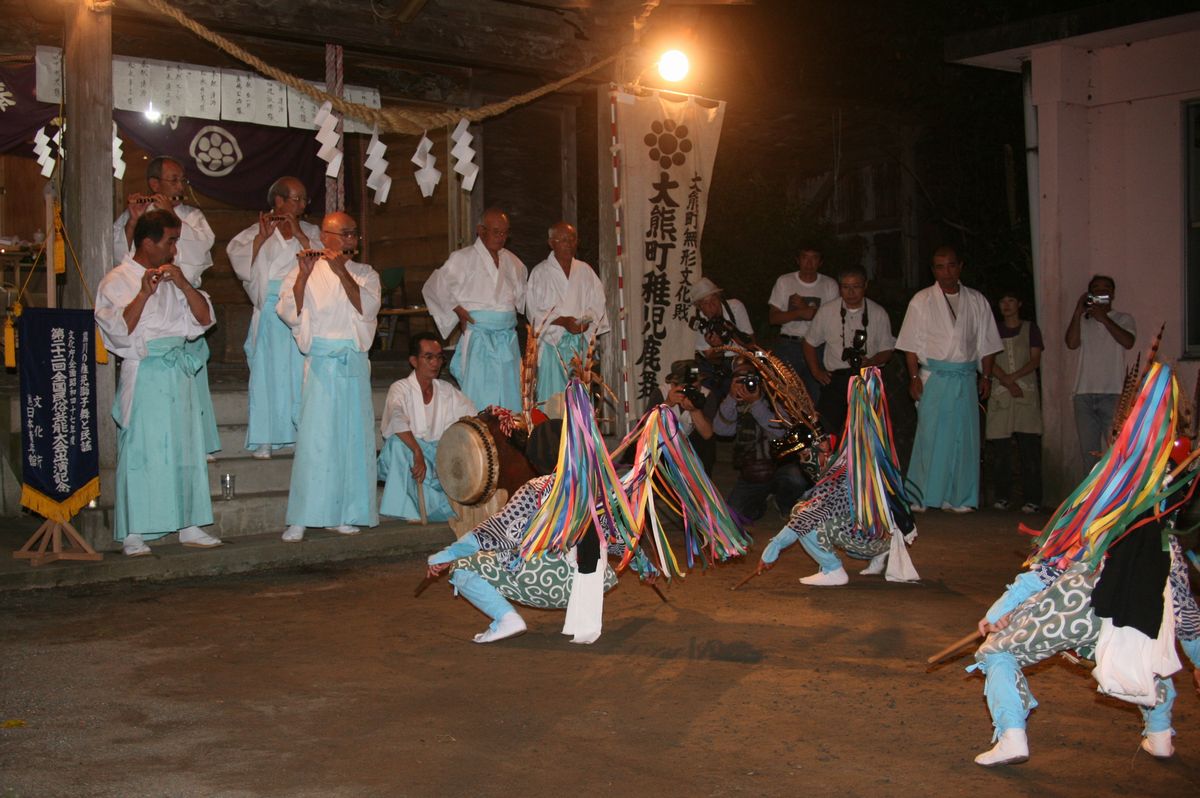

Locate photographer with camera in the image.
[801,267,894,433]
[691,277,754,358]
[650,360,716,473]
[713,360,811,523]
[1064,274,1136,474]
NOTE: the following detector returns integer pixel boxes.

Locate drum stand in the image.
[14,518,103,567]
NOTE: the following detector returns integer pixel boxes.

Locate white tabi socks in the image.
[799,567,849,586]
[1141,730,1174,758]
[860,552,888,575]
[179,526,222,548]
[974,728,1029,767]
[474,611,527,643]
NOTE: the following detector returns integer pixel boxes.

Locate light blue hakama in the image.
[285,337,379,528]
[449,309,520,412]
[185,335,220,454]
[244,279,303,450]
[113,336,213,541]
[906,358,979,509]
[535,332,586,404]
[377,436,456,521]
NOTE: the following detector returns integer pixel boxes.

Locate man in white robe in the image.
[226,176,318,458]
[277,212,382,542]
[895,246,1001,512]
[96,210,221,556]
[422,208,527,412]
[113,156,220,461]
[378,333,476,521]
[525,222,609,407]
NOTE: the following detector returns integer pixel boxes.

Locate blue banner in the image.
[18,308,100,521]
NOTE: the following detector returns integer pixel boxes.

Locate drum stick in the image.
[731,570,760,591]
[649,582,668,603]
[414,574,436,598]
[416,481,428,525]
[925,630,982,665]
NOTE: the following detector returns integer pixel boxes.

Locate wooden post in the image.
[62,1,116,472]
[595,85,627,434]
[560,103,578,225]
[324,43,344,214]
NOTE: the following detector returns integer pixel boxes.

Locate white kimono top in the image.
[114,204,214,288]
[422,238,527,339]
[894,283,1002,379]
[525,254,610,346]
[95,254,216,424]
[227,220,323,347]
[276,259,382,354]
[380,373,476,441]
[768,271,839,338]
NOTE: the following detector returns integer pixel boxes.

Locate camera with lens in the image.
[691,314,752,347]
[668,359,706,408]
[841,328,868,371]
[733,373,761,394]
[1085,293,1111,309]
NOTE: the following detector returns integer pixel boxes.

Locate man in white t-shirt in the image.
[801,266,895,433]
[1064,274,1136,473]
[768,244,840,400]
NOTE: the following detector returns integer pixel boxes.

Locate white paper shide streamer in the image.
[33,126,57,178]
[112,122,126,180]
[313,101,343,178]
[449,118,478,192]
[363,126,392,205]
[410,131,441,198]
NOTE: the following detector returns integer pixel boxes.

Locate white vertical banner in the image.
[613,87,725,417]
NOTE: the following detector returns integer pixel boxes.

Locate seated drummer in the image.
[378,332,476,521]
[425,423,655,644]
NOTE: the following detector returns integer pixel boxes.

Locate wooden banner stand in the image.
[14,518,103,567]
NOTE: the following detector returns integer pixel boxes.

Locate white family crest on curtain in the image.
[613,87,725,418]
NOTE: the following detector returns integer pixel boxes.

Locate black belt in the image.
[779,334,805,341]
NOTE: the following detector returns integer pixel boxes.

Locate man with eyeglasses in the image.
[422,207,527,412]
[525,221,609,408]
[114,156,220,464]
[378,332,475,521]
[227,177,320,459]
[276,211,382,542]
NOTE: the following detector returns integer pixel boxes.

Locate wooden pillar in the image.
[62,1,116,471]
[324,43,344,214]
[560,103,578,224]
[595,85,627,434]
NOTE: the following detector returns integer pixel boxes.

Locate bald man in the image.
[276,211,382,542]
[227,177,319,458]
[422,208,528,412]
[525,222,609,407]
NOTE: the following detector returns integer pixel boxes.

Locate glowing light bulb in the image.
[143,101,161,123]
[658,50,689,82]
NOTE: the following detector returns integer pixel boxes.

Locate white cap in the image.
[691,277,722,304]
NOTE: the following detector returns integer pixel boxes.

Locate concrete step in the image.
[209,424,385,460]
[75,486,402,551]
[209,385,389,427]
[0,520,455,592]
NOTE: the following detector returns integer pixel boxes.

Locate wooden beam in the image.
[62,0,117,471]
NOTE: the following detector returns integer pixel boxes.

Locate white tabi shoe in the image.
[252,445,272,460]
[328,525,361,536]
[179,526,222,548]
[1141,730,1174,759]
[974,729,1029,767]
[473,611,527,644]
[910,502,926,513]
[860,552,888,576]
[799,567,849,586]
[122,534,151,557]
[942,503,975,514]
[282,525,305,543]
